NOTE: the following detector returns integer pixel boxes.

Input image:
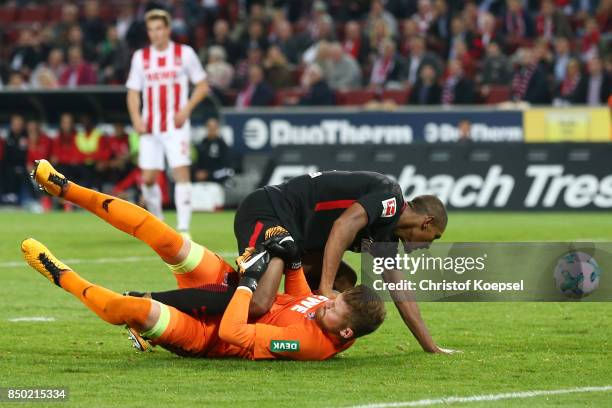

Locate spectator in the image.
[342,21,371,66]
[595,0,612,33]
[235,65,275,108]
[399,19,419,56]
[1,114,28,205]
[25,119,53,210]
[295,64,335,106]
[59,47,97,87]
[53,4,80,46]
[51,113,83,186]
[479,13,504,50]
[263,45,294,89]
[322,43,362,90]
[406,36,443,85]
[533,38,554,76]
[234,45,264,89]
[104,123,134,187]
[481,41,512,86]
[554,58,584,105]
[503,0,535,49]
[269,19,301,65]
[428,0,452,55]
[241,20,269,58]
[208,20,241,65]
[408,63,442,105]
[583,57,611,105]
[369,39,408,89]
[302,16,337,63]
[10,29,44,76]
[206,46,235,92]
[6,71,29,90]
[368,18,393,56]
[442,59,475,105]
[536,0,573,42]
[82,0,107,46]
[31,48,65,89]
[553,37,574,83]
[366,0,398,37]
[66,25,97,63]
[75,113,108,189]
[99,26,130,84]
[193,118,233,183]
[581,17,601,60]
[116,3,135,41]
[511,48,550,104]
[412,0,435,34]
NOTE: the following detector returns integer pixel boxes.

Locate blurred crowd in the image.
[0,0,610,106]
[0,113,232,210]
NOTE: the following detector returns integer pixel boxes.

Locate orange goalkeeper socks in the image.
[59,270,151,327]
[63,183,183,261]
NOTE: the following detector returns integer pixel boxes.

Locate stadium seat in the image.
[0,6,17,24]
[18,5,48,23]
[485,85,511,104]
[274,88,306,106]
[381,89,410,104]
[335,89,377,106]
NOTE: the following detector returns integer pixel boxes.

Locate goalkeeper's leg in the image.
[32,159,237,288]
[22,238,210,354]
[31,159,184,264]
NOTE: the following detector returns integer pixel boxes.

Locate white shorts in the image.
[138,126,191,170]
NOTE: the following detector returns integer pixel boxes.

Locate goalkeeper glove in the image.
[236,247,270,292]
[263,227,301,270]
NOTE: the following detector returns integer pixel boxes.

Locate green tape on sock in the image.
[141,302,170,339]
[166,241,204,274]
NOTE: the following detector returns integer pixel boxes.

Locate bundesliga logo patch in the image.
[381,198,397,217]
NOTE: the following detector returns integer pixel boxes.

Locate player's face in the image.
[315,293,351,334]
[398,219,443,251]
[147,19,170,48]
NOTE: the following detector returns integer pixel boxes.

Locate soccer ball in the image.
[553,251,600,298]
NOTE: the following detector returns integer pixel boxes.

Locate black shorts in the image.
[234,188,284,253]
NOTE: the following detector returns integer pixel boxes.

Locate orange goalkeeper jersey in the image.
[206,268,355,360]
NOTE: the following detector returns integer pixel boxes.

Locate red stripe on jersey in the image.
[158,57,166,67]
[159,84,167,132]
[248,221,264,247]
[174,83,181,114]
[314,200,356,211]
[146,86,153,133]
[174,43,182,66]
[143,47,150,70]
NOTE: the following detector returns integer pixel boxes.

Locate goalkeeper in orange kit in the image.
[22,160,386,360]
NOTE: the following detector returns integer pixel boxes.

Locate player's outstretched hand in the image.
[236,248,270,292]
[262,230,301,270]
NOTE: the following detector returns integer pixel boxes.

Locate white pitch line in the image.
[0,252,235,269]
[347,386,612,408]
[8,317,56,322]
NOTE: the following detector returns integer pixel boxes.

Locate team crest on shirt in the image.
[381,198,397,217]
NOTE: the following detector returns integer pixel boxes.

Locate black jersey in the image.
[263,171,405,253]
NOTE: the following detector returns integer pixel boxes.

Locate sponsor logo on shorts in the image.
[381,198,397,217]
[270,340,300,352]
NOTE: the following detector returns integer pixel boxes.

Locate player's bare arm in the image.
[318,203,368,298]
[174,80,209,128]
[126,89,146,134]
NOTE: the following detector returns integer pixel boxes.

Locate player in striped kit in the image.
[126,9,209,235]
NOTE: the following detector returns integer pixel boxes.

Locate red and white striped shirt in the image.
[126,42,206,135]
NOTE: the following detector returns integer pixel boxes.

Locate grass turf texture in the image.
[1,211,611,407]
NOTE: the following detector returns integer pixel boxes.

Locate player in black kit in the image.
[234,170,457,354]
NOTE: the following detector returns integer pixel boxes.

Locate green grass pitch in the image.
[1,211,611,407]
